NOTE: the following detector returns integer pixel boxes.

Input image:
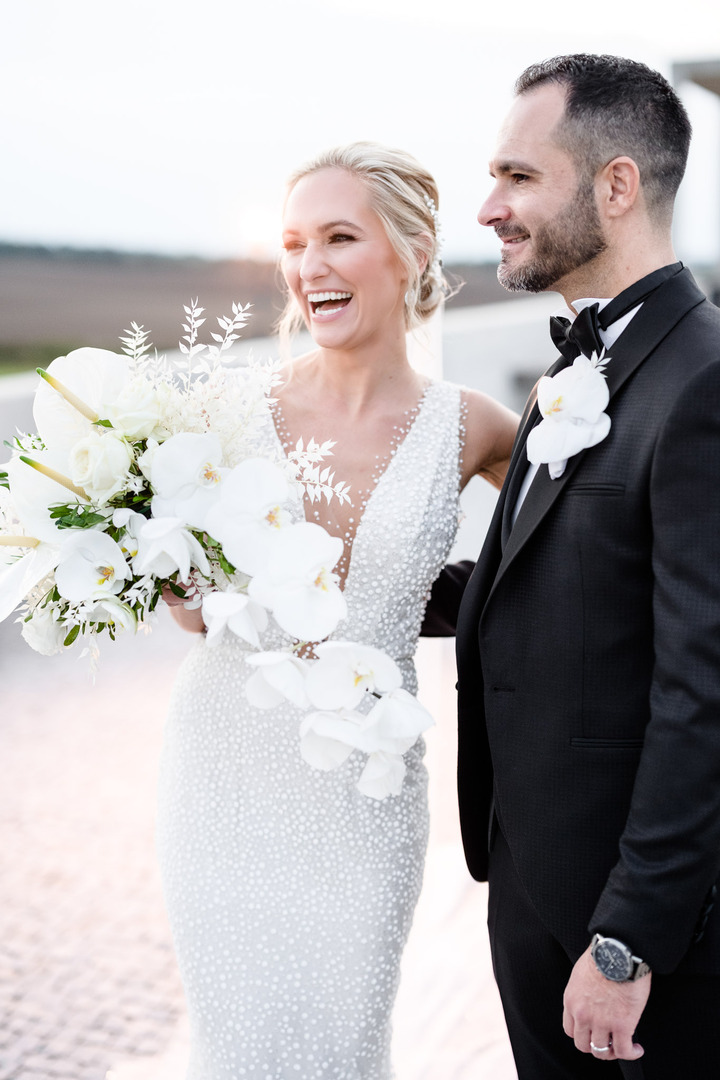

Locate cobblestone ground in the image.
[0,612,190,1080]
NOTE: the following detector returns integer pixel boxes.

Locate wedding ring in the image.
[590,1040,612,1053]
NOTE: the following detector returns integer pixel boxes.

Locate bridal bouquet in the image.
[0,301,432,798]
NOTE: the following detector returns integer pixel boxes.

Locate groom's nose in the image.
[478,185,511,228]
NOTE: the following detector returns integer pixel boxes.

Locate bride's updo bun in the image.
[278,141,451,342]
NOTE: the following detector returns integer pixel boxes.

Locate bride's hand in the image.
[162,584,206,633]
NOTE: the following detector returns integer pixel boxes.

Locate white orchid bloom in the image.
[83,592,137,633]
[133,516,210,583]
[244,650,311,710]
[54,530,132,604]
[357,752,407,800]
[68,428,134,504]
[33,348,130,456]
[299,688,433,799]
[298,708,367,771]
[527,355,611,479]
[204,458,293,576]
[201,591,268,648]
[248,522,346,642]
[361,687,435,755]
[112,508,147,559]
[305,641,402,711]
[149,432,227,530]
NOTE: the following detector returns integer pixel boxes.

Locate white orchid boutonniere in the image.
[526,352,611,479]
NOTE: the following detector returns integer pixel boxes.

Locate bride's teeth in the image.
[308,292,352,302]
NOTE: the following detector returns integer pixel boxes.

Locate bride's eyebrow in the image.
[321,220,362,232]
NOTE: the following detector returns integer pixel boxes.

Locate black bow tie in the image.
[549,262,683,363]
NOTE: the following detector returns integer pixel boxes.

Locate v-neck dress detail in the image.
[156,380,464,1079]
[269,381,433,593]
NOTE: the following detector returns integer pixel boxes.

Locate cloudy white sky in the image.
[2,0,719,264]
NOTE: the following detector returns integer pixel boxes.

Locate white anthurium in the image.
[298,708,367,771]
[54,530,132,604]
[68,428,134,504]
[0,543,60,622]
[527,354,611,479]
[204,458,293,576]
[244,650,311,710]
[248,522,346,642]
[149,432,228,531]
[5,452,87,542]
[357,751,407,800]
[201,591,268,649]
[104,375,165,439]
[133,516,210,583]
[304,641,403,711]
[20,604,69,655]
[33,348,131,455]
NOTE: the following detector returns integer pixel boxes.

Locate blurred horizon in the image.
[2,1,719,266]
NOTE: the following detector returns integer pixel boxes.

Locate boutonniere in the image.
[526,352,611,479]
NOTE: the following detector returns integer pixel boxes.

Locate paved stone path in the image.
[0,609,515,1080]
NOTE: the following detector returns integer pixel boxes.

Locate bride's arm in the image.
[460,389,519,490]
[162,585,206,634]
[420,390,519,637]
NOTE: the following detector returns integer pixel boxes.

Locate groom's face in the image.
[478,83,607,294]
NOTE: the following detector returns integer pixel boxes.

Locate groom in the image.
[455,55,720,1077]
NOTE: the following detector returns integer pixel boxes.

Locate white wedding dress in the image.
[156,380,464,1080]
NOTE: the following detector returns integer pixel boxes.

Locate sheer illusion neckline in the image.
[269,380,435,593]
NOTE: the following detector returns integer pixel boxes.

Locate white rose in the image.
[136,438,159,483]
[68,429,134,504]
[20,605,69,655]
[104,377,164,439]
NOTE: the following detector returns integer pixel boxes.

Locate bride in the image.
[158,141,517,1079]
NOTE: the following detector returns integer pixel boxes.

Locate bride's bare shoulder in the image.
[455,385,519,490]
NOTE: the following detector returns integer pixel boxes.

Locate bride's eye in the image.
[328,233,355,244]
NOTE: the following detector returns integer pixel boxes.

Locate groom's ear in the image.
[598,156,641,219]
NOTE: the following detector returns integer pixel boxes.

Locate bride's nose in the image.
[300,242,329,282]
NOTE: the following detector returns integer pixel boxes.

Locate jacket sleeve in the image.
[420,560,475,637]
[589,359,720,972]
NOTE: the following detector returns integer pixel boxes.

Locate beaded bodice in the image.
[264,380,464,692]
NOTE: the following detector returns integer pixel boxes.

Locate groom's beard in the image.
[497,179,607,294]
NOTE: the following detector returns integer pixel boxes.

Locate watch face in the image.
[593,939,633,982]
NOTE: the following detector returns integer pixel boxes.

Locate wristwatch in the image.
[590,934,651,982]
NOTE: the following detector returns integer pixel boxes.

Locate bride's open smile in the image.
[282,167,409,350]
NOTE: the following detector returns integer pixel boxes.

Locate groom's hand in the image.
[562,946,651,1062]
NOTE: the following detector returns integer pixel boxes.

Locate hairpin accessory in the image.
[422,192,444,272]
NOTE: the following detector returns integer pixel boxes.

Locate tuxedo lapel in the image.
[484,268,705,605]
[456,355,564,664]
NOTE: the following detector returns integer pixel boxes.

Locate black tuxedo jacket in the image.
[456,267,720,975]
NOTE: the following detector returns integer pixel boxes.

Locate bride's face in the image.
[281,168,409,351]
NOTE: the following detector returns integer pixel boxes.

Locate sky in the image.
[2,0,720,266]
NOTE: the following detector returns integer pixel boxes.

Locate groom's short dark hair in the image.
[516,54,692,222]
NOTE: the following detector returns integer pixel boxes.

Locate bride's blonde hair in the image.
[277,141,451,351]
